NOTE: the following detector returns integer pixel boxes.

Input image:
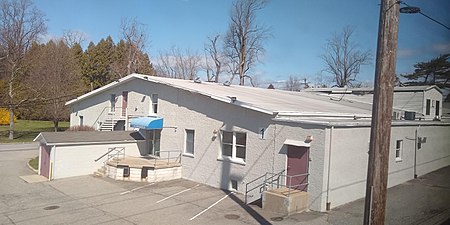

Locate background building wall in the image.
[323,124,450,211]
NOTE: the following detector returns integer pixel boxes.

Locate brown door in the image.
[287,145,309,191]
[122,91,128,117]
[40,145,51,178]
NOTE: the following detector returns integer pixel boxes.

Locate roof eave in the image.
[65,74,144,106]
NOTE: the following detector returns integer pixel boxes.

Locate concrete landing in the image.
[262,187,308,215]
[19,174,48,183]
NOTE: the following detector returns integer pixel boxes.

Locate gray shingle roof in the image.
[34,131,144,145]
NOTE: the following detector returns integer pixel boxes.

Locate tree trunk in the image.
[9,106,14,140]
[54,120,59,132]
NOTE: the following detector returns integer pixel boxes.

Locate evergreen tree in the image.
[402,54,450,88]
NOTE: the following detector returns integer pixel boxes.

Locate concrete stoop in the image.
[104,161,182,183]
[262,187,308,215]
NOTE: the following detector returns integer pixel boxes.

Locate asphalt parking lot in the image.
[0,143,449,225]
[0,144,284,225]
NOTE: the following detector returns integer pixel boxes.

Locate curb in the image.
[27,158,39,174]
[417,209,450,225]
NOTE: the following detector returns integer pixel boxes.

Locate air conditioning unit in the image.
[405,111,416,120]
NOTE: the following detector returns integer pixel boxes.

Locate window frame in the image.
[425,99,431,115]
[110,94,116,113]
[435,100,440,116]
[220,130,247,164]
[151,94,158,114]
[395,140,403,162]
[184,129,195,157]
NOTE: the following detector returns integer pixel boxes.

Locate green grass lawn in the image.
[29,156,39,170]
[0,120,69,143]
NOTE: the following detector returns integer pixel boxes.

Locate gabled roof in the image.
[34,131,145,145]
[66,75,139,106]
[66,73,375,118]
[64,73,450,125]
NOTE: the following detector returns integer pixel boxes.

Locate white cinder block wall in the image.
[70,79,155,129]
[321,124,450,211]
[51,141,144,179]
[67,77,450,212]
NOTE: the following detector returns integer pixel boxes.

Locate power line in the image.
[400,1,450,31]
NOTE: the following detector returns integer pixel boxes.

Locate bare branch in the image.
[224,0,270,85]
[320,26,372,87]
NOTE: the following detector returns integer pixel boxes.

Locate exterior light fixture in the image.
[399,6,420,14]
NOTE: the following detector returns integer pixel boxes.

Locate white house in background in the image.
[63,73,450,212]
[305,86,443,121]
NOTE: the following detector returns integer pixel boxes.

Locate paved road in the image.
[0,143,449,225]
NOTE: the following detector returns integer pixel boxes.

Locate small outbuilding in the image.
[34,131,145,180]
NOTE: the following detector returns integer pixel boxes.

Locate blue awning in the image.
[130,117,163,130]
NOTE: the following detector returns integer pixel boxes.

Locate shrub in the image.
[66,125,96,131]
[0,108,16,125]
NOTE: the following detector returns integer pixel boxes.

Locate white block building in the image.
[61,73,450,212]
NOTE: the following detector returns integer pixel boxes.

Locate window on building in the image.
[426,99,431,115]
[231,179,238,191]
[221,131,247,162]
[153,130,161,156]
[185,129,195,155]
[79,116,84,126]
[435,100,440,116]
[151,94,158,114]
[110,94,116,112]
[395,140,403,161]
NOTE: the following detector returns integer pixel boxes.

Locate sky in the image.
[34,0,450,87]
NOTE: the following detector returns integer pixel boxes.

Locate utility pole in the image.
[363,0,400,224]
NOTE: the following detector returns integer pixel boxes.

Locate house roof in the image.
[304,85,442,94]
[65,73,446,124]
[66,73,373,117]
[34,131,145,145]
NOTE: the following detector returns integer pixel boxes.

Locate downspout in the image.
[51,145,56,181]
[272,124,276,174]
[414,125,420,179]
[326,126,334,211]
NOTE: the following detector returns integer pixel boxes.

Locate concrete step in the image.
[93,171,105,177]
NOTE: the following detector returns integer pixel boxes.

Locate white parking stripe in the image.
[189,192,234,221]
[120,183,155,195]
[156,184,199,203]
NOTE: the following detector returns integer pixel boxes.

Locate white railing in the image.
[244,170,309,204]
[94,147,126,163]
[92,107,128,130]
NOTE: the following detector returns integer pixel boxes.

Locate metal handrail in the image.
[119,151,182,166]
[265,173,309,197]
[92,107,110,127]
[92,107,126,127]
[153,150,181,165]
[245,169,285,204]
[94,147,125,162]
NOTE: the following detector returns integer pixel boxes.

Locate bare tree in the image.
[62,30,86,48]
[224,0,269,86]
[321,26,371,87]
[284,75,302,91]
[156,46,201,80]
[119,17,148,76]
[0,0,47,139]
[204,34,225,82]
